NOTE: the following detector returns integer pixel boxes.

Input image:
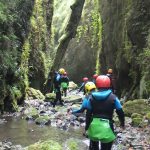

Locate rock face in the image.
[61,39,97,83]
[60,0,101,83]
[99,0,150,98]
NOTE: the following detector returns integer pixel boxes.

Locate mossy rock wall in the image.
[99,0,150,98]
[0,0,35,111]
[0,0,54,111]
[60,0,102,82]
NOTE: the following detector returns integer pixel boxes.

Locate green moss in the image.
[27,140,62,150]
[35,115,50,125]
[25,107,39,120]
[26,87,45,100]
[68,140,78,150]
[123,99,150,116]
[146,112,150,120]
[45,93,56,102]
[132,117,143,127]
[131,113,143,119]
[21,39,30,88]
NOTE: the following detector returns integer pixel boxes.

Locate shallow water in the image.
[0,116,84,146]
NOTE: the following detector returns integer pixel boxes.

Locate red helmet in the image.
[83,77,88,82]
[96,75,111,88]
[93,74,98,79]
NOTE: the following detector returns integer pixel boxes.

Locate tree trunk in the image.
[51,0,85,71]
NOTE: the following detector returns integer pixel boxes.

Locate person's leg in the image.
[101,142,113,150]
[64,88,67,97]
[89,140,99,150]
[0,104,4,115]
[57,87,63,105]
[53,88,59,107]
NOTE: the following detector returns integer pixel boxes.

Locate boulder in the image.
[26,87,45,100]
[44,93,56,102]
[24,107,39,120]
[68,81,78,90]
[146,112,150,123]
[35,115,51,125]
[131,113,143,119]
[123,99,150,116]
[63,95,82,103]
[132,117,143,127]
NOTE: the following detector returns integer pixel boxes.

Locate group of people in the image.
[70,69,124,150]
[46,67,124,150]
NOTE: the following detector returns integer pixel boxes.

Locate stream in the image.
[0,115,84,147]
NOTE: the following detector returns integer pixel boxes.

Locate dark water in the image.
[0,116,84,146]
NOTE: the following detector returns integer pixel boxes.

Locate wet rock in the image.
[70,121,75,126]
[68,81,78,90]
[77,116,85,123]
[39,110,46,114]
[24,107,39,120]
[0,119,7,124]
[35,115,51,125]
[63,95,82,103]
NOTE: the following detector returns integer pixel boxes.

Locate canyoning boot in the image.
[59,101,64,106]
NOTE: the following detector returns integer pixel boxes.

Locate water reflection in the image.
[0,116,84,146]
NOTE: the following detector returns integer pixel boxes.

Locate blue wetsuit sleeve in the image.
[72,98,86,114]
[56,74,60,81]
[115,97,125,127]
[114,97,122,110]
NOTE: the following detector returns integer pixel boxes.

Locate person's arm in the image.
[85,99,93,130]
[72,98,87,114]
[85,109,92,130]
[114,97,125,128]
